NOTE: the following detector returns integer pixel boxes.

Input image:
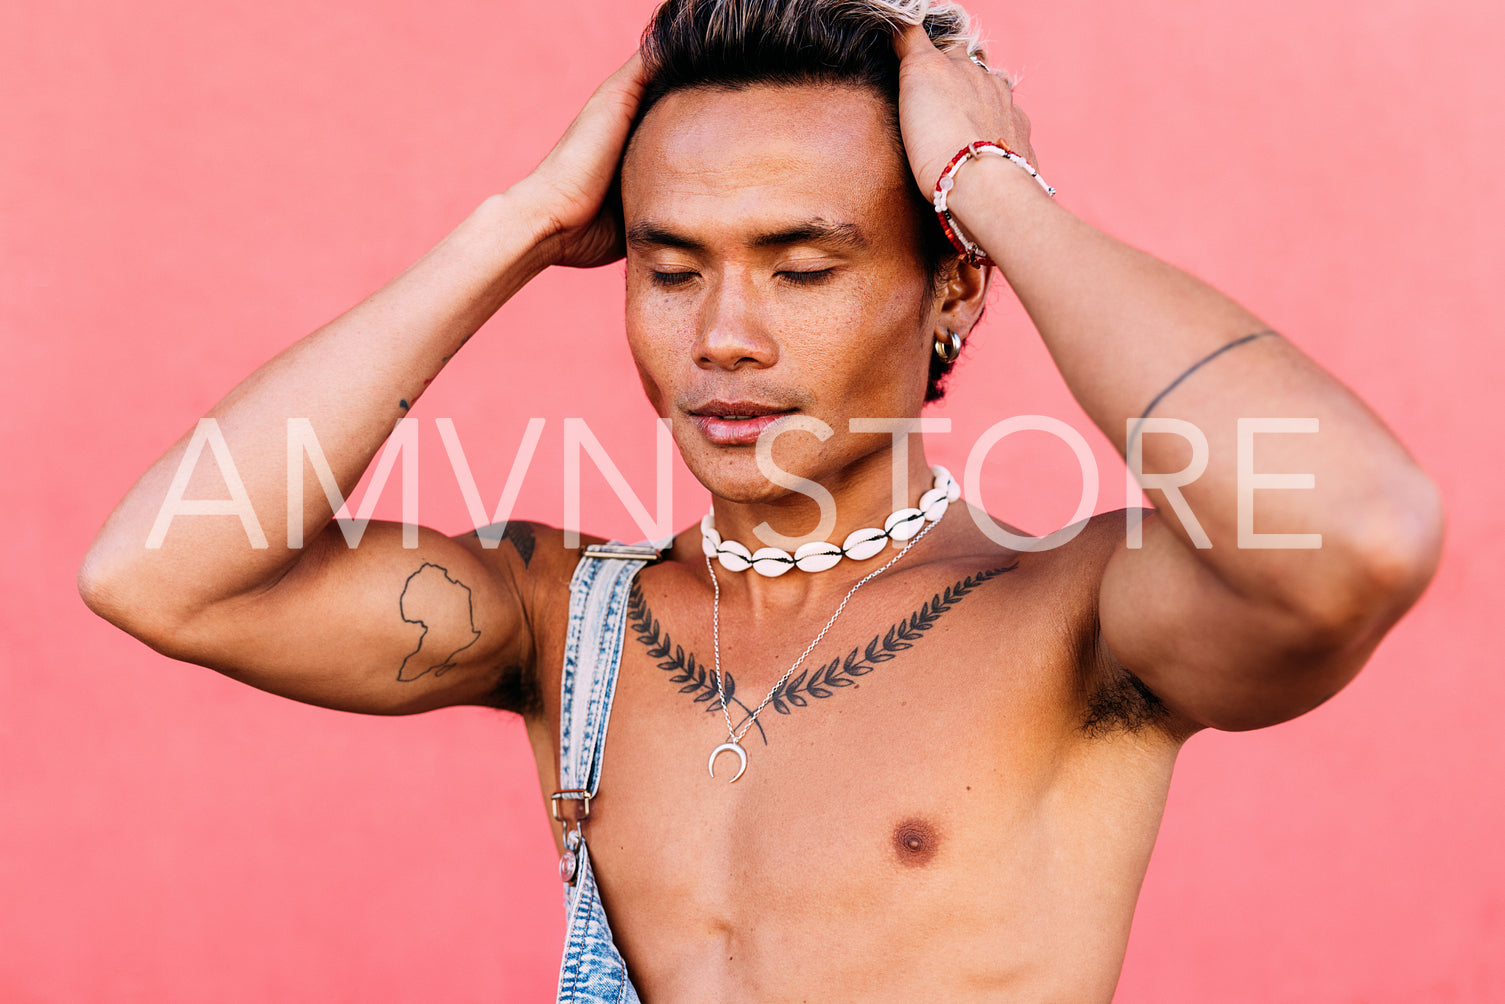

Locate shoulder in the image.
[974,507,1196,744]
[463,520,591,604]
[455,520,598,716]
[953,505,1129,614]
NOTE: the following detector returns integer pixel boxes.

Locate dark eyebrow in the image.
[750,221,867,251]
[626,221,702,252]
[625,219,867,253]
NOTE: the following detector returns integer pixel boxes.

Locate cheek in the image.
[629,352,668,417]
[823,277,934,399]
[625,330,664,416]
[625,290,686,417]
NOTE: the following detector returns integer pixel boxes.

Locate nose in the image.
[693,272,778,371]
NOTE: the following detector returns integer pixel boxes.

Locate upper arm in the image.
[130,519,543,716]
[1096,508,1399,733]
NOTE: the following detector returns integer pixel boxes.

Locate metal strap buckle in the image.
[552,790,593,886]
[550,789,593,824]
[582,543,662,561]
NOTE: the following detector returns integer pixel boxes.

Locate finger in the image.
[893,22,941,61]
[596,50,647,107]
[568,51,646,145]
[607,50,646,90]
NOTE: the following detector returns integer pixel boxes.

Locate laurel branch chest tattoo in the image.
[627,564,1019,743]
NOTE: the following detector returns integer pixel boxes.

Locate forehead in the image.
[621,83,914,239]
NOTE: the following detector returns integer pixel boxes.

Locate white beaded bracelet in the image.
[933,140,1056,267]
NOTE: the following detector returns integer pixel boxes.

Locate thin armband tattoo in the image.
[1126,330,1279,452]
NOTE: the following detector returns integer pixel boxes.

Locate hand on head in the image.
[892,24,1037,201]
[515,52,648,270]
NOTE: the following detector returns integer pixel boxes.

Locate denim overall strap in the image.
[558,551,646,797]
[556,545,652,1004]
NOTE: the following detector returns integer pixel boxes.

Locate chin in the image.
[669,412,850,507]
[679,447,782,504]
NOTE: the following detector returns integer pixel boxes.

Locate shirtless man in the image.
[78,1,1443,1000]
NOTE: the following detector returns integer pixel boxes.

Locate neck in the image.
[710,446,933,547]
[702,446,941,606]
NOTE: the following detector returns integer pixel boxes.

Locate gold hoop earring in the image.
[934,329,962,364]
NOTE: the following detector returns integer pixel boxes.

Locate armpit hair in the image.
[485,663,542,717]
[1077,617,1172,738]
[1081,668,1170,738]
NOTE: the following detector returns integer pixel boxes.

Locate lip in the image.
[687,400,797,446]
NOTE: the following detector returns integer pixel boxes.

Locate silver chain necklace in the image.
[704,513,941,782]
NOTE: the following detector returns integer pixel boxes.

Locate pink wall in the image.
[3,0,1500,999]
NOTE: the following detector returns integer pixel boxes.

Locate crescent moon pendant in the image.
[708,741,747,783]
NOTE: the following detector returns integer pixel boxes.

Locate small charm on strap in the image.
[933,139,1056,268]
[558,828,582,884]
[551,789,593,886]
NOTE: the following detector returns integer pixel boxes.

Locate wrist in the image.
[948,150,1052,209]
[481,184,569,276]
[934,142,1056,266]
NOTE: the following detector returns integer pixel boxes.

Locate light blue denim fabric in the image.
[555,548,650,1004]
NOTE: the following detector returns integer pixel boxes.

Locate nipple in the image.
[892,818,940,866]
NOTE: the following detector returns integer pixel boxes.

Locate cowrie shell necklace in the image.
[699,465,960,577]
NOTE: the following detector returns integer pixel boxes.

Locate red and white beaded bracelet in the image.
[932,140,1056,268]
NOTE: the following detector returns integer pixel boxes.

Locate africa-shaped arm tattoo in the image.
[396,563,482,682]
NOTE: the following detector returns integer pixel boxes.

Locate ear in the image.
[931,260,991,346]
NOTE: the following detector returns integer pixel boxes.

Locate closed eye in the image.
[649,270,698,288]
[779,269,835,287]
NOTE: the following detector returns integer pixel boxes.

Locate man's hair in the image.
[636,0,986,402]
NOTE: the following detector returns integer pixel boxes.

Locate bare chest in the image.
[529,558,1179,999]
